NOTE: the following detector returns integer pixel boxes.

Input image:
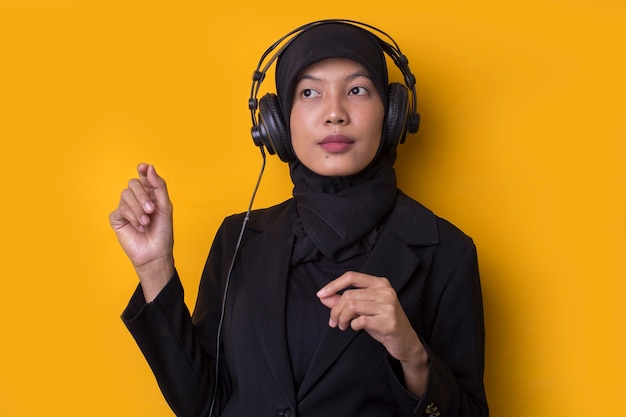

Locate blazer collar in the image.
[385,190,439,247]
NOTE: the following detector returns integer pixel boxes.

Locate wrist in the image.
[400,346,429,372]
[399,338,430,397]
[135,255,175,303]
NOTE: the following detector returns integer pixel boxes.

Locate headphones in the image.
[248,19,420,162]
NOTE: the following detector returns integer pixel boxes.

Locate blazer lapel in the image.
[240,202,298,404]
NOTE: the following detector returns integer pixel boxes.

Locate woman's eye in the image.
[349,86,368,96]
[302,88,320,98]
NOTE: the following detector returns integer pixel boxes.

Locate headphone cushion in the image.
[384,83,409,154]
[258,94,296,162]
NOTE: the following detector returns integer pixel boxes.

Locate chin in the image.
[298,153,373,177]
[308,164,362,177]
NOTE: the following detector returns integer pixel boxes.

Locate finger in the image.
[110,202,144,233]
[349,314,371,332]
[334,308,359,331]
[118,186,152,230]
[127,176,155,211]
[325,290,363,329]
[318,293,340,309]
[318,281,380,310]
[136,164,157,207]
[350,314,390,333]
[137,163,155,188]
[140,164,171,213]
[330,288,397,330]
[126,179,156,220]
[333,295,378,330]
[136,162,150,180]
[316,271,379,298]
[340,301,397,333]
[109,206,131,230]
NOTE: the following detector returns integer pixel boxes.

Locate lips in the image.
[319,135,354,153]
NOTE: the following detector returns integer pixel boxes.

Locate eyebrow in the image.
[297,71,373,83]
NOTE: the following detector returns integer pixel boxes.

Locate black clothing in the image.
[289,156,397,263]
[122,191,488,417]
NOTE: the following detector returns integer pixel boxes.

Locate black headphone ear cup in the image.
[383,83,410,154]
[257,93,296,162]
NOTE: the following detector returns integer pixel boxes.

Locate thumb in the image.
[318,294,340,309]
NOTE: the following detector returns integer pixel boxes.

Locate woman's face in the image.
[289,58,385,177]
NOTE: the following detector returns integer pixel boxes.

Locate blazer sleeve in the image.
[388,232,488,416]
[121,217,238,417]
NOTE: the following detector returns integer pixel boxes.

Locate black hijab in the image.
[289,155,397,264]
[274,22,398,264]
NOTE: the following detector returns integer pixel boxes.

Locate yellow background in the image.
[1,0,624,416]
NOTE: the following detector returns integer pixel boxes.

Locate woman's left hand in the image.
[316,271,429,395]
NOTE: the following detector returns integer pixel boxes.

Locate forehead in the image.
[297,57,371,79]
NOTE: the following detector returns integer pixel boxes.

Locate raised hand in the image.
[109,163,174,302]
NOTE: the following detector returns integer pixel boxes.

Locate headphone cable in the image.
[208,146,266,417]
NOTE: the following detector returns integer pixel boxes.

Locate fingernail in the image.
[328,318,336,328]
[140,214,150,225]
[144,201,154,212]
[316,288,326,297]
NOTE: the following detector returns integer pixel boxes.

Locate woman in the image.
[110,20,488,417]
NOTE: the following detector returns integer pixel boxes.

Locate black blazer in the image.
[123,191,488,417]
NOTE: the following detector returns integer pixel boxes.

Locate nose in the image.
[324,94,349,125]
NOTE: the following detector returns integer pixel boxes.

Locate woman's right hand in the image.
[109,163,174,302]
